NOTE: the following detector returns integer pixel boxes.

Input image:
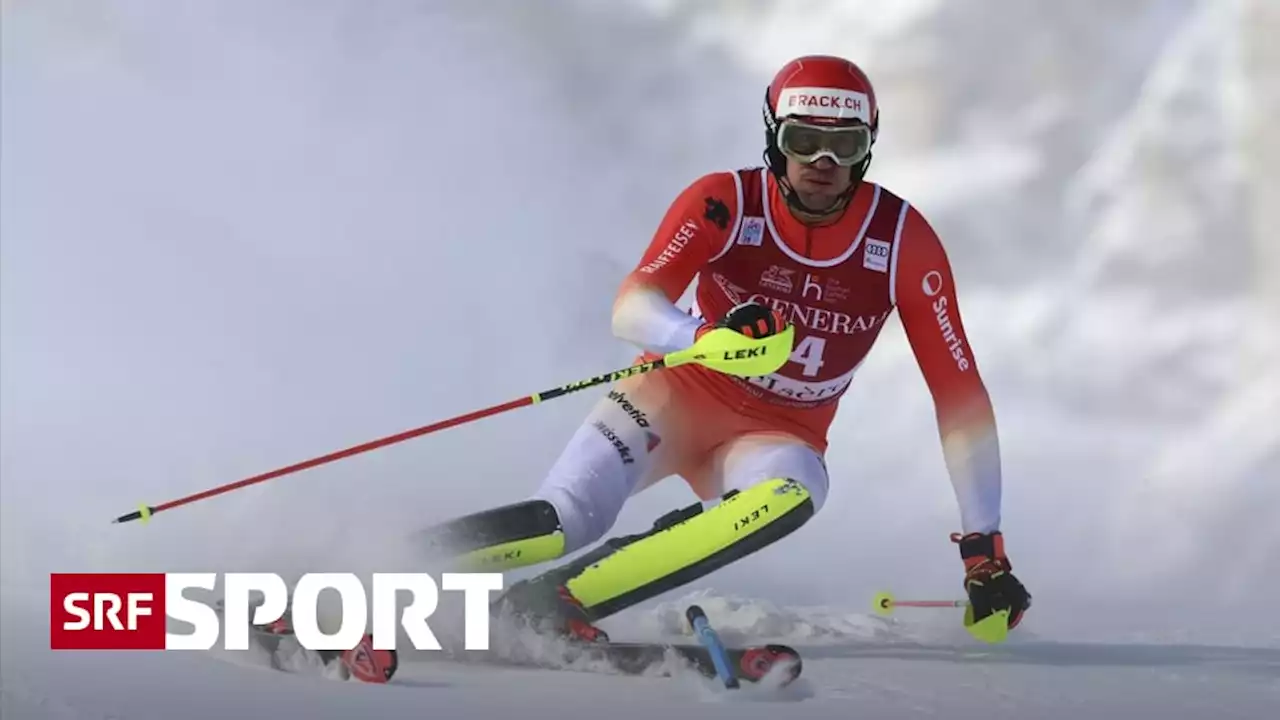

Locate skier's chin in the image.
[793,185,846,213]
[788,169,846,203]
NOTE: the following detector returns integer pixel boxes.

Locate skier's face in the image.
[785,155,853,211]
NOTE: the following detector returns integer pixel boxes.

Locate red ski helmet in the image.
[762,55,880,212]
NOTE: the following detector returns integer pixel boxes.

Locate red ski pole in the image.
[110,361,661,525]
[111,326,795,525]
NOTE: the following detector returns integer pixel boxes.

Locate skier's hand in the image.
[696,301,788,341]
[953,531,1031,630]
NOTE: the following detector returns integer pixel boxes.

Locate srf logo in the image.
[51,573,166,649]
[49,571,504,651]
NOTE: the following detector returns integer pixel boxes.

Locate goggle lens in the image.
[777,120,872,166]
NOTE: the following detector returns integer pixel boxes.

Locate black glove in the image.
[697,301,788,341]
[952,531,1031,629]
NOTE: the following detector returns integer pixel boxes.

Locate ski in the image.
[556,639,802,685]
[447,603,802,686]
[439,640,802,686]
[210,599,800,688]
[563,604,801,686]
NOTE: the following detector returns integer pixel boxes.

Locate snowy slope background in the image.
[2,0,1277,717]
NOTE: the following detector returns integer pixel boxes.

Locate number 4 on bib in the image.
[789,336,826,377]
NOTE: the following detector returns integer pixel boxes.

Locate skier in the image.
[418,54,1031,643]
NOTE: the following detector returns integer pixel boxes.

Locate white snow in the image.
[2,0,1277,717]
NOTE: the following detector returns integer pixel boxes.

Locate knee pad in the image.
[720,439,830,514]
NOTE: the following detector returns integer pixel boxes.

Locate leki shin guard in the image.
[415,498,569,572]
[502,478,815,621]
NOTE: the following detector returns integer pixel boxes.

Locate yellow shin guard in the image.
[416,498,569,573]
[418,478,814,622]
[526,478,815,621]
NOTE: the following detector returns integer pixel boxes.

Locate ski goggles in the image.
[776,119,873,166]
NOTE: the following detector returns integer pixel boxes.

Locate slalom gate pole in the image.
[687,605,739,689]
[873,591,1009,644]
[110,325,795,526]
[872,591,968,615]
[889,600,969,609]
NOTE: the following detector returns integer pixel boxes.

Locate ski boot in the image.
[220,596,399,683]
[491,575,610,645]
[264,609,397,683]
[337,633,399,684]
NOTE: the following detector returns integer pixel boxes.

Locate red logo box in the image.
[50,573,166,649]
